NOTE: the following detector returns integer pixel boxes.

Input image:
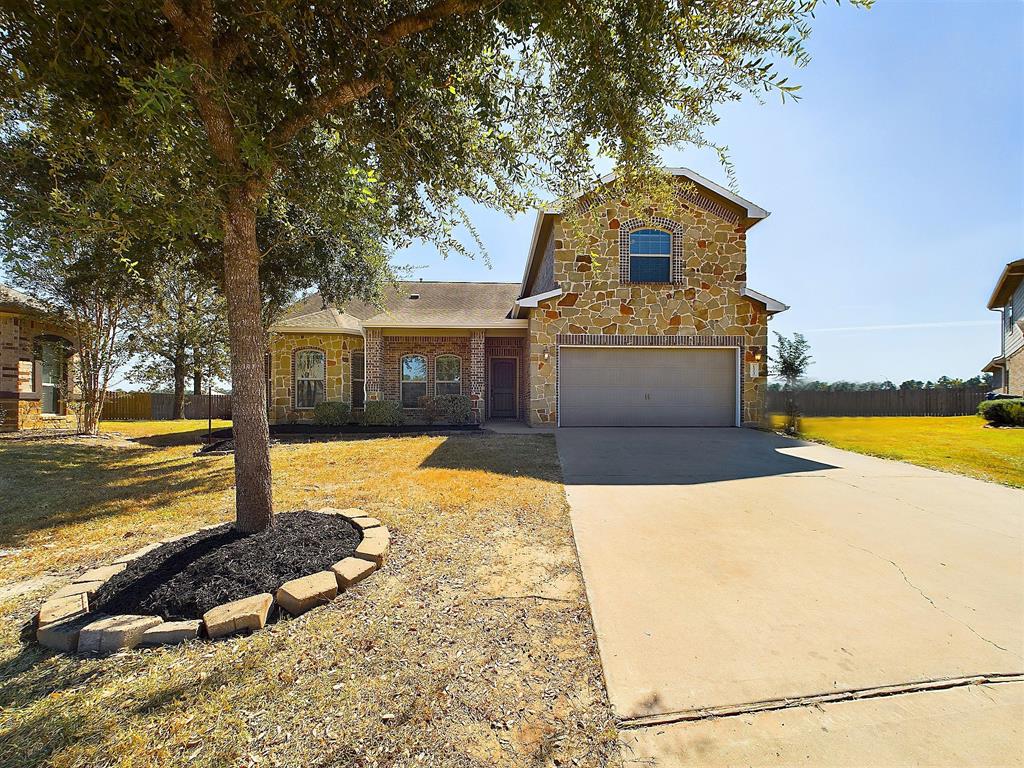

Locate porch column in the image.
[364,328,383,402]
[469,330,485,421]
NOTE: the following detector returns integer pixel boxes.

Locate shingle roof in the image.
[0,283,47,314]
[271,282,522,333]
[988,259,1024,309]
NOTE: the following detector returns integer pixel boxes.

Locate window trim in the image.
[627,228,672,284]
[434,354,462,397]
[293,348,326,410]
[400,354,428,408]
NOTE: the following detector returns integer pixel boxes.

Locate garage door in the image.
[558,347,737,427]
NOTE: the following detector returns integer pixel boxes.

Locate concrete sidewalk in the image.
[557,427,1024,765]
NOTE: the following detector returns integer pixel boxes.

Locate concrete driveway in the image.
[557,428,1024,766]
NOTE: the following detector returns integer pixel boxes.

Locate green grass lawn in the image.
[792,416,1024,488]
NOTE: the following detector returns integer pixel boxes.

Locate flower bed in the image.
[35,508,390,655]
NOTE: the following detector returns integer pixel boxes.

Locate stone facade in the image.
[1,311,78,432]
[267,332,364,423]
[526,193,768,426]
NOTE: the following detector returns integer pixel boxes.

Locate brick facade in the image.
[527,185,768,426]
[1,311,78,432]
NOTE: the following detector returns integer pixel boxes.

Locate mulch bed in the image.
[92,512,361,621]
[212,423,481,439]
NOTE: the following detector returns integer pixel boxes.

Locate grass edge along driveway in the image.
[790,415,1024,488]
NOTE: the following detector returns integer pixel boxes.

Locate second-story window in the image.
[628,229,671,282]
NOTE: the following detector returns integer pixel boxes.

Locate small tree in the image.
[126,263,229,418]
[771,332,813,434]
[5,247,140,434]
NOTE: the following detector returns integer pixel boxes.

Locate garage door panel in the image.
[559,347,737,427]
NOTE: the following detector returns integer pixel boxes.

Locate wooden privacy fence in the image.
[101,391,232,421]
[767,388,989,417]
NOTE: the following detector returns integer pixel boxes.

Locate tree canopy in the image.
[0,0,867,531]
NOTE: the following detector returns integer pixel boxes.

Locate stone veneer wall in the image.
[267,332,364,423]
[1,312,78,432]
[1007,348,1024,396]
[527,194,768,426]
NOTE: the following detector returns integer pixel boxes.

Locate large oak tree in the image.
[0,0,862,532]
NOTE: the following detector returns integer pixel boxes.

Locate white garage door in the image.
[558,347,738,427]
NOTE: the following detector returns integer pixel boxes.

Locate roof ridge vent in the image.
[408,292,420,300]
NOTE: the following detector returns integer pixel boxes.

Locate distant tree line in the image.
[768,375,992,393]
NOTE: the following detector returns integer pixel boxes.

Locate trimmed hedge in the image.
[418,394,474,425]
[362,400,405,426]
[312,401,352,426]
[978,398,1024,426]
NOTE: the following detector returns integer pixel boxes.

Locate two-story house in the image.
[267,168,788,427]
[984,259,1024,395]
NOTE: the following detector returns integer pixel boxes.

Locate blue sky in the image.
[399,0,1024,385]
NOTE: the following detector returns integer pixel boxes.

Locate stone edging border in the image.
[35,507,389,655]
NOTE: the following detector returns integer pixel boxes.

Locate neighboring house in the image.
[984,258,1024,395]
[268,168,788,427]
[0,283,79,432]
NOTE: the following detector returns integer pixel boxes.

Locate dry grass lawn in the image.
[0,421,619,767]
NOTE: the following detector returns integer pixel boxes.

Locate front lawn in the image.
[793,416,1024,488]
[0,424,618,767]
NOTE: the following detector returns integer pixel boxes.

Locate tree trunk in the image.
[222,193,274,533]
[172,347,187,420]
[193,359,203,396]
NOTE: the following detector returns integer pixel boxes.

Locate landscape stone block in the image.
[38,593,89,625]
[203,593,274,638]
[37,614,94,653]
[354,529,390,566]
[331,557,376,589]
[51,580,106,600]
[113,543,162,564]
[276,571,338,616]
[74,563,126,584]
[140,620,202,646]
[78,615,163,654]
[350,516,382,531]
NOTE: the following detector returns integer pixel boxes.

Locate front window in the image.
[295,349,325,409]
[435,355,462,396]
[401,355,427,407]
[629,228,671,282]
[39,341,64,414]
[351,352,365,408]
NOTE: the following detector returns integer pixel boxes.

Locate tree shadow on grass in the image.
[0,441,233,548]
[417,433,561,482]
[129,426,222,448]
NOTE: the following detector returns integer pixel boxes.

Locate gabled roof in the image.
[988,259,1024,309]
[0,283,47,314]
[518,167,769,298]
[270,282,525,333]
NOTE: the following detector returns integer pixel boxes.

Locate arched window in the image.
[33,335,71,415]
[294,349,326,408]
[628,228,672,282]
[401,354,427,407]
[435,355,462,396]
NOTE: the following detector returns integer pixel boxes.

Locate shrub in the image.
[978,398,1024,426]
[418,394,474,425]
[312,400,351,426]
[362,400,405,426]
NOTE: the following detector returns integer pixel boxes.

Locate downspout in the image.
[989,306,1006,393]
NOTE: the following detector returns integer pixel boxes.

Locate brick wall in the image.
[1,311,78,431]
[484,336,528,420]
[381,335,473,410]
[1007,348,1024,396]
